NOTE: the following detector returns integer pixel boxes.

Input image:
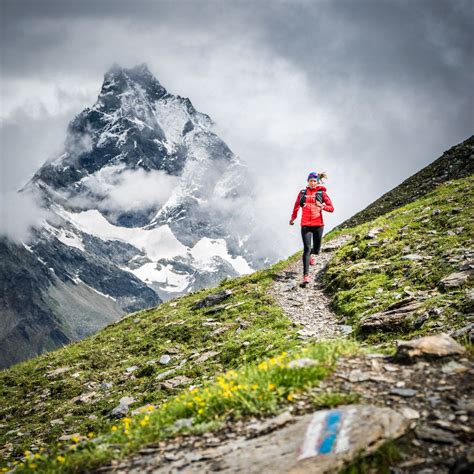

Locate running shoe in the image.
[310,255,316,265]
[301,274,310,286]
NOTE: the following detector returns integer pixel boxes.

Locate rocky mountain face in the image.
[0,64,264,369]
[336,135,474,230]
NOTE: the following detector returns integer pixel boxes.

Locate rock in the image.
[46,367,71,378]
[174,418,194,430]
[366,227,383,239]
[71,391,97,404]
[159,355,171,365]
[287,359,317,369]
[342,370,371,383]
[194,351,220,364]
[125,366,138,373]
[359,301,422,334]
[50,419,65,426]
[394,334,466,360]
[220,405,409,474]
[441,361,468,374]
[192,289,233,310]
[246,411,293,437]
[156,369,176,381]
[401,254,426,261]
[110,396,135,417]
[412,312,429,329]
[339,325,353,335]
[399,407,420,420]
[450,323,474,343]
[389,388,418,397]
[416,426,458,444]
[439,271,471,289]
[159,375,191,390]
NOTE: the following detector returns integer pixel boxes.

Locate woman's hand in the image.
[316,201,324,209]
[289,220,295,225]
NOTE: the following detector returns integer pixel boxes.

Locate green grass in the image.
[0,251,302,466]
[339,440,404,474]
[7,340,359,473]
[324,175,474,342]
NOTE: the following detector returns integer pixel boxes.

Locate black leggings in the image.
[301,226,324,275]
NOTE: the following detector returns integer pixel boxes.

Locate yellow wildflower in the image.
[111,425,118,432]
[87,432,94,439]
[34,454,41,459]
[268,383,275,390]
[70,435,80,443]
[56,455,66,463]
[287,394,293,401]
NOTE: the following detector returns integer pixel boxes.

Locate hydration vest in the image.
[299,188,324,207]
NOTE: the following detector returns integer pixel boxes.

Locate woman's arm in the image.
[290,191,303,223]
[322,192,334,212]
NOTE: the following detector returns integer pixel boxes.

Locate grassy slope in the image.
[324,175,473,342]
[1,175,472,473]
[0,252,359,472]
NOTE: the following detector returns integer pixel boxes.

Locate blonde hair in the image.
[318,172,328,181]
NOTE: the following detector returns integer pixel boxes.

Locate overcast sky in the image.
[1,0,472,252]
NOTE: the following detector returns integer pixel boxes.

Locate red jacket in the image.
[291,185,334,226]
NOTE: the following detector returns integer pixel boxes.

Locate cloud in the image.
[0,0,472,257]
[78,167,180,212]
[0,189,50,243]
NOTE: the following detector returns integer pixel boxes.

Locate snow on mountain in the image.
[1,63,265,368]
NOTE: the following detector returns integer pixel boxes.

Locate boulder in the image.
[359,301,422,334]
[191,289,233,310]
[394,333,466,360]
[439,271,471,289]
[110,396,135,417]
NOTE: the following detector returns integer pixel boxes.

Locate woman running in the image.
[289,171,334,286]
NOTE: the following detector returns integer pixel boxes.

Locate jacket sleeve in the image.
[322,192,334,213]
[291,191,302,221]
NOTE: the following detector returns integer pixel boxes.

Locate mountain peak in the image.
[101,63,167,101]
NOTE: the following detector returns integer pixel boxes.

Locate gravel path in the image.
[268,234,352,340]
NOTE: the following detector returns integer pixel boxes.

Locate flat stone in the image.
[344,370,371,383]
[159,375,191,390]
[441,361,468,374]
[439,271,471,289]
[192,289,233,310]
[399,407,420,420]
[159,355,171,365]
[110,396,135,417]
[156,369,176,381]
[246,411,293,437]
[416,426,458,444]
[194,351,220,364]
[46,367,71,378]
[389,388,418,397]
[394,333,466,360]
[168,405,410,474]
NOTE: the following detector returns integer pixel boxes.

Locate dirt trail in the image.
[269,234,353,340]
